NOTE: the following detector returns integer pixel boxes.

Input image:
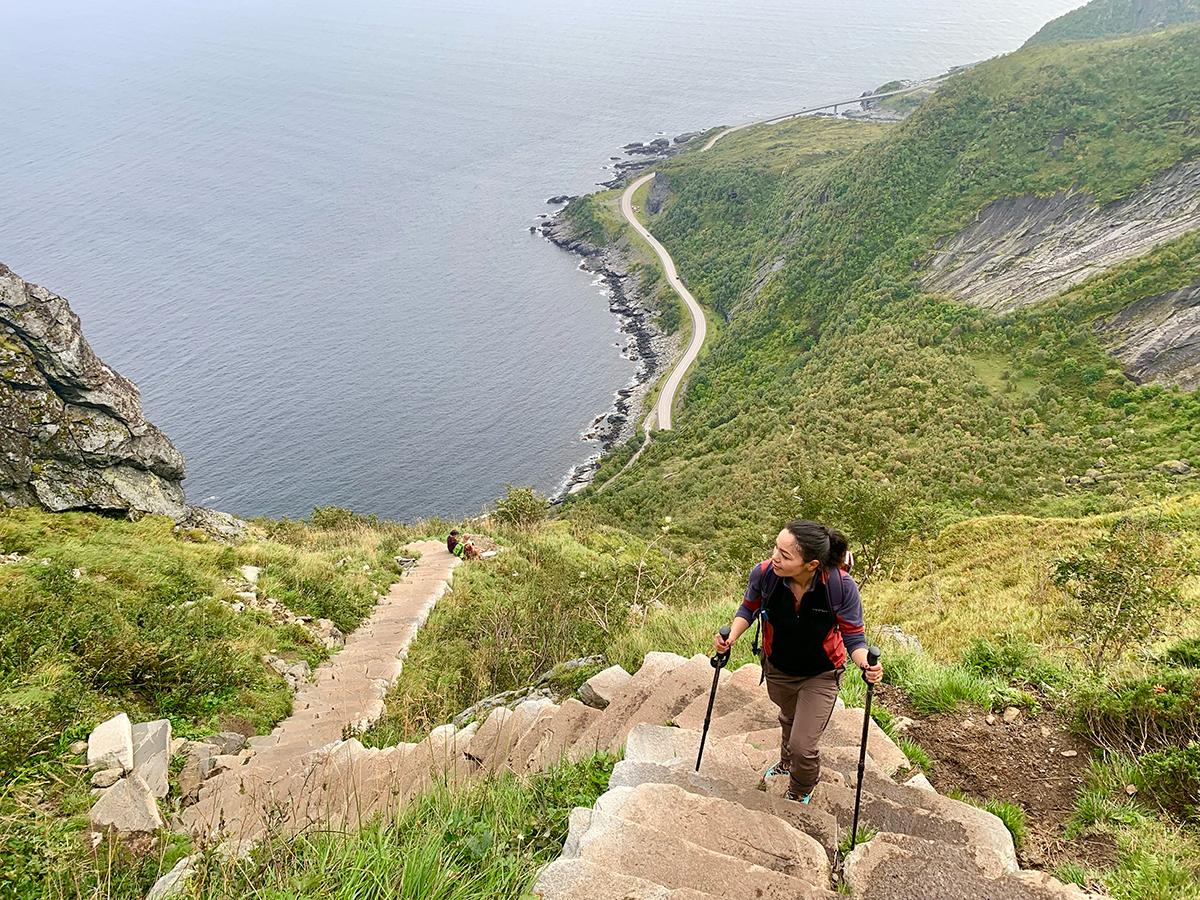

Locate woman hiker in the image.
[713,520,883,803]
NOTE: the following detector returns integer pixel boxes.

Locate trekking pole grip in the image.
[862,646,881,683]
[713,625,731,668]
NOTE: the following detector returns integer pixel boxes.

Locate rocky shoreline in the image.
[539,202,682,498]
[535,91,934,497]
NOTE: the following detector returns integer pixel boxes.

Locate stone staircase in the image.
[185,646,1108,898]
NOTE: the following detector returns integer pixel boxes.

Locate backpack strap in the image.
[749,560,773,684]
[825,566,843,611]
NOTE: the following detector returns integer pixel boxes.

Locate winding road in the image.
[598,77,947,489]
[620,173,706,432]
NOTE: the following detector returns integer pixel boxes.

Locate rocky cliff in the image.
[918,161,1200,389]
[919,161,1200,315]
[0,263,186,519]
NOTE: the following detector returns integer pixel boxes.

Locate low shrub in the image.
[493,486,549,530]
[962,632,1065,689]
[1073,670,1200,753]
[1162,636,1200,669]
[1136,743,1200,822]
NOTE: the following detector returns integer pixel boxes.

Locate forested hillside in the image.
[1025,0,1200,47]
[571,23,1200,565]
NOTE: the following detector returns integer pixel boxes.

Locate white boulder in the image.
[87,713,133,773]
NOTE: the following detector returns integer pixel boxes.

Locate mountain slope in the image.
[1025,0,1200,47]
[571,24,1200,563]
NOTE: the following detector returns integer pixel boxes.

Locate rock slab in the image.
[88,713,134,773]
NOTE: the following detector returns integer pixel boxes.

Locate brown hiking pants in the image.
[765,661,844,797]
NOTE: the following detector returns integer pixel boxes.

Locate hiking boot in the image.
[763,760,791,779]
[784,789,812,804]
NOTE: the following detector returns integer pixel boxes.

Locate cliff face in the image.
[917,161,1200,390]
[1098,279,1200,389]
[919,161,1200,315]
[0,263,186,519]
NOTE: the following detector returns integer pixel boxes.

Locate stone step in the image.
[569,652,689,760]
[820,706,910,775]
[503,703,560,773]
[594,782,831,884]
[606,759,839,860]
[623,723,775,790]
[395,723,479,801]
[466,699,556,775]
[565,806,839,900]
[843,832,1111,899]
[809,777,1018,875]
[673,662,764,732]
[607,653,723,750]
[532,858,720,900]
[504,698,602,774]
[697,696,780,738]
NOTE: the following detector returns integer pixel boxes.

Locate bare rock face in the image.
[0,263,186,518]
[644,171,672,216]
[919,162,1200,314]
[1097,280,1200,389]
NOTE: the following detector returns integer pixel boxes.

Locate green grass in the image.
[363,520,738,746]
[897,738,932,772]
[1066,754,1200,899]
[181,754,614,900]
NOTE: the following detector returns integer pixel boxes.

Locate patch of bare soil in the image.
[470,534,502,552]
[875,684,1121,875]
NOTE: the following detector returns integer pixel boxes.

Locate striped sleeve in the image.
[735,561,768,623]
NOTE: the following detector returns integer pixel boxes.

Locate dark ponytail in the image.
[783,520,849,571]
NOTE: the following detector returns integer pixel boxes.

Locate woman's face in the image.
[771,529,819,580]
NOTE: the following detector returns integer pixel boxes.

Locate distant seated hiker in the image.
[713,520,882,804]
[446,530,481,560]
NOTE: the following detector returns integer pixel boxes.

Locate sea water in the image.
[0,0,1081,520]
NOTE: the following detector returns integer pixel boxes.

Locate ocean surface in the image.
[0,0,1081,521]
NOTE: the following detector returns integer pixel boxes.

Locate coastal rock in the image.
[175,505,250,542]
[673,131,701,144]
[0,263,186,518]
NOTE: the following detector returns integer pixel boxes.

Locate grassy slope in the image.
[568,24,1200,562]
[0,507,423,898]
[1025,0,1200,47]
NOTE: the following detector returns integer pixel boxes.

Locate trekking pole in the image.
[850,646,882,850]
[696,626,731,771]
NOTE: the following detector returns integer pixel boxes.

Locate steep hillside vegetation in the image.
[570,24,1200,562]
[1025,0,1200,47]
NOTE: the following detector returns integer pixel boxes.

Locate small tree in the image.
[1053,518,1182,674]
[492,485,548,530]
[767,459,907,586]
